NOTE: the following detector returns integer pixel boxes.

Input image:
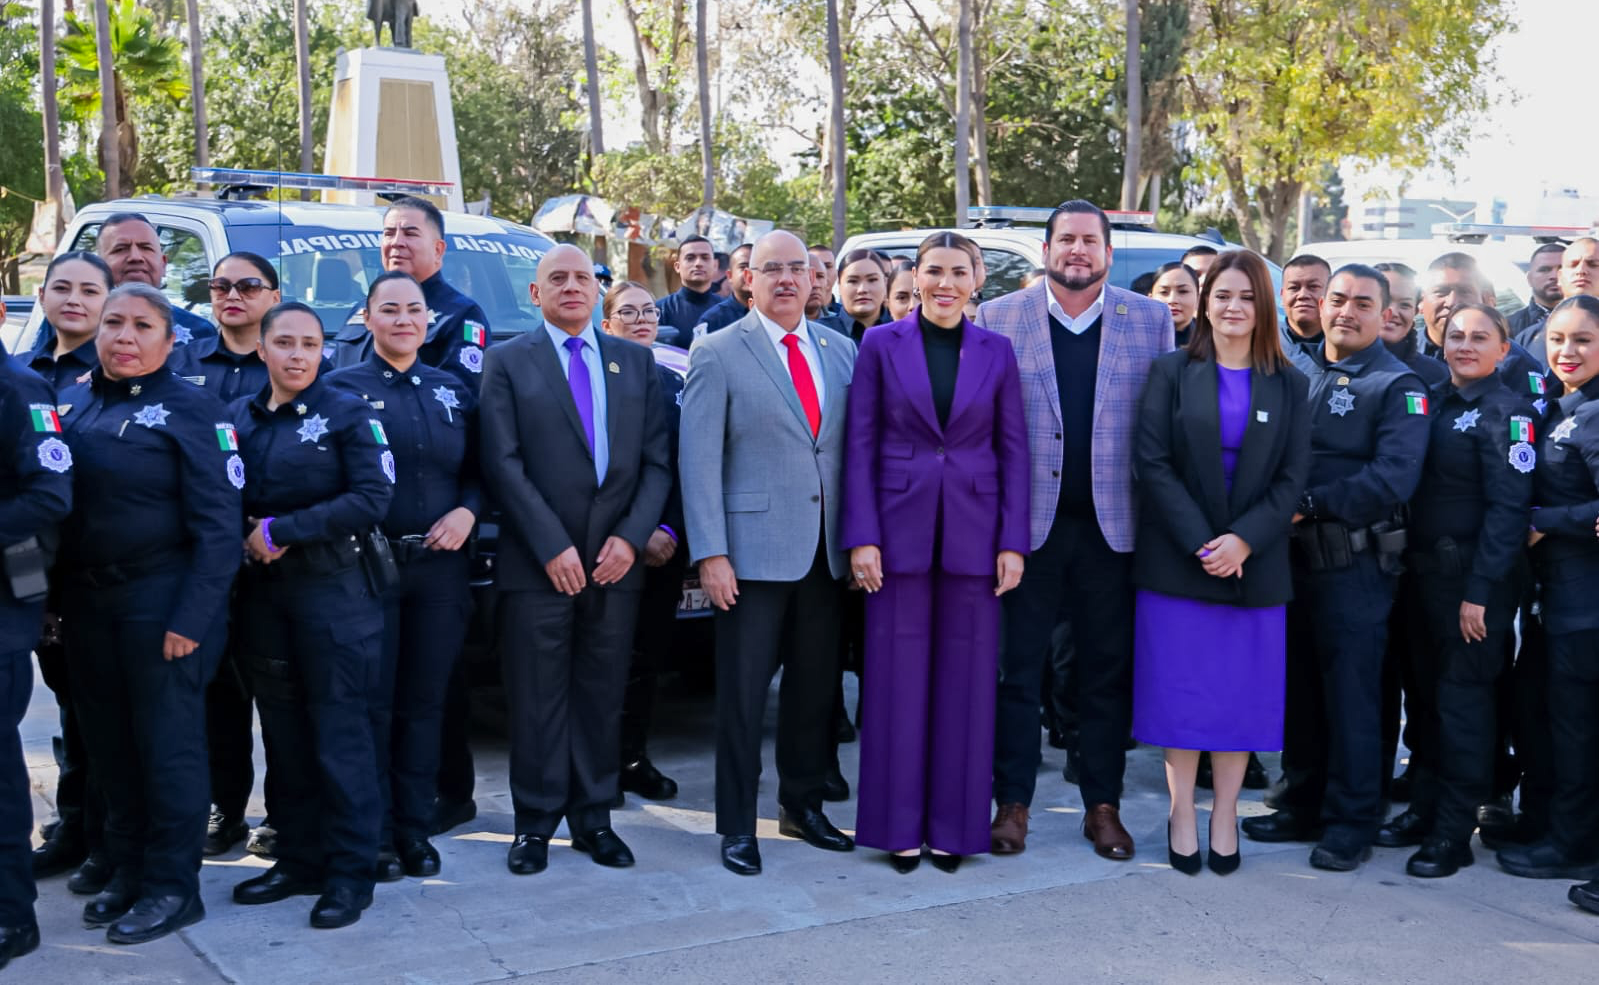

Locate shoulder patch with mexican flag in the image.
[1510,416,1534,443]
[464,321,487,347]
[29,403,61,432]
[1528,372,1547,396]
[1404,392,1429,415]
[368,419,389,445]
[215,423,239,451]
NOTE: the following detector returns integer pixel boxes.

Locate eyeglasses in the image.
[208,277,270,299]
[757,262,810,278]
[615,306,660,321]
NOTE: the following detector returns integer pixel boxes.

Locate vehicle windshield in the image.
[222,224,549,338]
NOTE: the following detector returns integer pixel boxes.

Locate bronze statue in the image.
[368,0,418,49]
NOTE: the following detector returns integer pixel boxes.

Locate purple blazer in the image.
[840,313,1031,577]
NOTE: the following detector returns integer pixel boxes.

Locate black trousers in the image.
[1278,553,1396,847]
[994,515,1131,809]
[34,636,104,848]
[1546,629,1599,858]
[239,563,384,893]
[1413,573,1513,842]
[65,570,221,900]
[376,550,473,844]
[500,580,638,839]
[1381,571,1430,793]
[714,544,841,835]
[204,618,256,823]
[0,595,41,928]
[1513,602,1555,832]
[436,660,476,806]
[621,553,685,766]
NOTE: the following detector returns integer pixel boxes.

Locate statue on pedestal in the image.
[367,0,419,49]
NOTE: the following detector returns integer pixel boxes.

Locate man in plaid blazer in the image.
[975,201,1174,859]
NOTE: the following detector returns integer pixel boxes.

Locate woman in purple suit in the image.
[842,232,1030,873]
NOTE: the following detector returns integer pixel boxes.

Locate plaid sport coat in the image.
[974,279,1174,552]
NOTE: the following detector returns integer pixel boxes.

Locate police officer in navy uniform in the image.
[327,272,480,880]
[94,212,216,344]
[229,302,394,929]
[690,244,754,341]
[330,197,488,391]
[1380,304,1533,877]
[1499,297,1599,907]
[1242,264,1432,871]
[56,284,241,944]
[1415,253,1550,410]
[0,306,75,970]
[21,252,111,887]
[656,235,722,347]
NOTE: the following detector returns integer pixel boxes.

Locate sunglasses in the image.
[208,277,270,299]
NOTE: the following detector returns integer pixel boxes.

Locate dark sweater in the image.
[919,311,962,428]
[1051,312,1101,517]
[656,285,721,346]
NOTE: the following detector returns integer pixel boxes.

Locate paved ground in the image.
[19,662,1599,984]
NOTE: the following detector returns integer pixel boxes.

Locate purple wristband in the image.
[261,517,277,553]
[658,524,678,543]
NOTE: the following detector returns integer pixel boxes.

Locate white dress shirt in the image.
[1047,282,1108,335]
[754,307,827,409]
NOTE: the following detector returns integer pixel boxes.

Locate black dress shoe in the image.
[233,865,322,905]
[430,798,478,836]
[67,851,114,895]
[106,894,204,945]
[374,848,404,883]
[82,868,140,927]
[620,759,679,801]
[1309,841,1372,872]
[309,887,372,930]
[1167,822,1202,875]
[1497,840,1599,880]
[1389,768,1413,802]
[1242,810,1322,844]
[823,766,851,803]
[1208,819,1241,876]
[1262,774,1289,810]
[1476,793,1515,830]
[721,835,761,875]
[506,834,549,875]
[1478,812,1541,851]
[245,824,277,858]
[1375,808,1432,848]
[204,812,250,857]
[1406,837,1474,878]
[398,838,441,878]
[1046,725,1071,750]
[1243,753,1270,791]
[571,828,635,868]
[31,828,87,878]
[888,851,921,874]
[1196,753,1214,791]
[1568,880,1599,915]
[0,922,39,970]
[929,852,962,873]
[778,807,855,852]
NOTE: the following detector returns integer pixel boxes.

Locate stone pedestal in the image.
[323,47,463,212]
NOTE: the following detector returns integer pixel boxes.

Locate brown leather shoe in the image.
[1083,803,1135,860]
[991,802,1029,854]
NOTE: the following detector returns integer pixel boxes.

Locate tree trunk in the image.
[93,0,118,197]
[293,0,312,198]
[971,41,992,206]
[825,0,847,249]
[581,0,604,161]
[620,1,661,152]
[40,0,65,244]
[186,0,208,179]
[695,0,713,208]
[1121,0,1142,211]
[954,0,973,225]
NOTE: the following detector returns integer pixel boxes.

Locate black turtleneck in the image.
[919,310,963,427]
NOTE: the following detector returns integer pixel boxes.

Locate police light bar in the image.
[1432,221,1593,244]
[189,167,454,199]
[966,205,1157,229]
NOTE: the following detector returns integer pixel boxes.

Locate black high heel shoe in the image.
[929,852,962,873]
[1208,818,1241,875]
[1168,822,1202,875]
[888,851,921,874]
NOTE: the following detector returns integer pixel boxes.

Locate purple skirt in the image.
[1132,588,1285,752]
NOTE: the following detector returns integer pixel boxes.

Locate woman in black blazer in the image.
[1132,249,1311,875]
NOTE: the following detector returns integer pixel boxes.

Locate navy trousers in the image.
[0,605,38,928]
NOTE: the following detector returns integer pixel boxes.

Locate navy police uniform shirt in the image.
[657,285,721,348]
[1410,376,1534,607]
[1529,377,1599,633]
[1386,331,1449,390]
[170,306,217,345]
[167,333,335,405]
[1420,332,1552,410]
[1300,339,1431,527]
[325,355,480,538]
[0,345,74,573]
[333,271,488,391]
[228,377,394,547]
[22,323,98,392]
[691,296,751,341]
[652,358,685,539]
[56,360,242,642]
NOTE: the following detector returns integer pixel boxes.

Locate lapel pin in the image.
[370,400,385,410]
[819,337,829,347]
[57,404,71,416]
[608,361,620,374]
[1115,303,1128,315]
[130,384,142,396]
[295,403,308,415]
[1257,410,1269,423]
[1336,376,1350,386]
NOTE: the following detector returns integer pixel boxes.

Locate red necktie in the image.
[780,333,822,438]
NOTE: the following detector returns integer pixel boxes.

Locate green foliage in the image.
[0,2,42,258]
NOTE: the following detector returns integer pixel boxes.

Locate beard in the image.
[1047,262,1106,292]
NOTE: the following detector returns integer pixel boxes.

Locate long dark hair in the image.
[1186,250,1287,373]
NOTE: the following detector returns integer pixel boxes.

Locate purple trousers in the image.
[855,571,999,855]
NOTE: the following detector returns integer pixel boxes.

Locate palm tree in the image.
[58,0,189,195]
[185,0,207,172]
[954,0,972,224]
[695,0,712,208]
[1121,0,1141,211]
[580,0,604,160]
[294,0,312,194]
[824,0,845,250]
[41,0,67,242]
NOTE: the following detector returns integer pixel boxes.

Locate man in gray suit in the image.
[680,231,858,876]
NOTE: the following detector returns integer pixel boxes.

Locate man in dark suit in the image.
[480,244,671,876]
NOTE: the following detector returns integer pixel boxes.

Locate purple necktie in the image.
[564,336,595,452]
